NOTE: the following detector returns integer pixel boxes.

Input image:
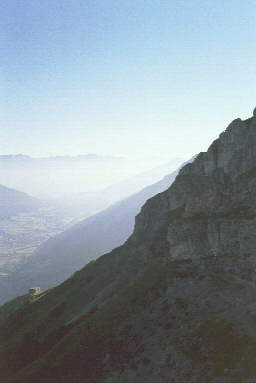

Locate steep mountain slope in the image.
[0,184,41,219]
[0,165,186,304]
[1,113,256,382]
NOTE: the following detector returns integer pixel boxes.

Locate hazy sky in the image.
[1,0,256,163]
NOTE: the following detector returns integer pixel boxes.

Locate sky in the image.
[1,0,256,165]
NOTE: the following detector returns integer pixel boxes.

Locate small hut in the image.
[29,287,41,296]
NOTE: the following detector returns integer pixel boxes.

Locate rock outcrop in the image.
[1,111,256,382]
[131,114,256,261]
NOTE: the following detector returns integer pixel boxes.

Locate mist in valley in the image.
[0,152,184,296]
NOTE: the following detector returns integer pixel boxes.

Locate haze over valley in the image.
[0,155,185,301]
[0,154,182,199]
[0,158,193,304]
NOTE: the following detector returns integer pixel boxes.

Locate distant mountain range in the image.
[0,184,41,219]
[0,154,122,162]
[0,154,183,201]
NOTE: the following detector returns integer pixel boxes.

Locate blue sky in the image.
[1,0,256,163]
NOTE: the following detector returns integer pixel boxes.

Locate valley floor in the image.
[0,206,78,276]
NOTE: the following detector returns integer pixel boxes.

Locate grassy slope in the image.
[2,251,256,382]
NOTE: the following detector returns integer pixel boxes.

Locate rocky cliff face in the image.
[1,113,256,382]
[131,116,256,260]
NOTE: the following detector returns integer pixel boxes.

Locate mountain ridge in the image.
[2,112,256,382]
